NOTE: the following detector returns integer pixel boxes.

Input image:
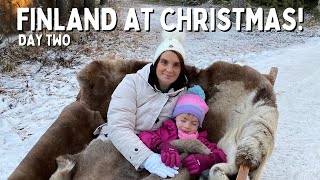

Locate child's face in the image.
[175,114,199,134]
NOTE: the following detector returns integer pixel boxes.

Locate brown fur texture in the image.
[10,59,278,180]
[190,62,278,180]
[188,61,277,142]
[8,102,104,180]
[49,156,75,180]
[50,139,210,180]
[76,59,148,120]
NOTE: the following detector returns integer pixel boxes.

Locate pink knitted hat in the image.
[172,85,209,127]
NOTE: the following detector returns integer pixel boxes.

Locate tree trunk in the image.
[230,0,246,24]
[84,0,95,9]
[101,0,108,5]
[56,0,71,21]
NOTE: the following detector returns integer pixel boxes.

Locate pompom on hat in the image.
[153,30,186,64]
[172,85,209,127]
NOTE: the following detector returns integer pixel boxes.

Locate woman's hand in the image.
[143,153,179,178]
[159,141,181,168]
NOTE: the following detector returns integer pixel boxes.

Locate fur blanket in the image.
[9,59,278,180]
[49,139,211,180]
[8,102,104,180]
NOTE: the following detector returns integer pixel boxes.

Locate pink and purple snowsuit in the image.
[139,119,216,152]
[139,119,227,174]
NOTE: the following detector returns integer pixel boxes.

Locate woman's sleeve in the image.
[138,131,162,153]
[139,119,177,153]
[107,75,153,170]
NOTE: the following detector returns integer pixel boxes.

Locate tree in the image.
[0,0,32,34]
[101,0,108,5]
[230,0,246,24]
[55,0,96,21]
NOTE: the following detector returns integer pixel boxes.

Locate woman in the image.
[96,30,189,178]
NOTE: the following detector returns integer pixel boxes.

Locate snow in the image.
[1,1,320,179]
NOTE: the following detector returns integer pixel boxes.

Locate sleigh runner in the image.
[9,59,278,180]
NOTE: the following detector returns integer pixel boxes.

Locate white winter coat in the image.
[102,63,186,169]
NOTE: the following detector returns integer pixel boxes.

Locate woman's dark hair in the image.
[149,50,189,91]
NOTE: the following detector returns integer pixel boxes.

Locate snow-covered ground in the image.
[1,1,320,179]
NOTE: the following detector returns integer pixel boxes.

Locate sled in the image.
[9,59,278,180]
[236,66,278,180]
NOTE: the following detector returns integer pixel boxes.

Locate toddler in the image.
[139,85,227,175]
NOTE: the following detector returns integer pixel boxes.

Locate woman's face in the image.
[175,114,199,134]
[156,51,181,90]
